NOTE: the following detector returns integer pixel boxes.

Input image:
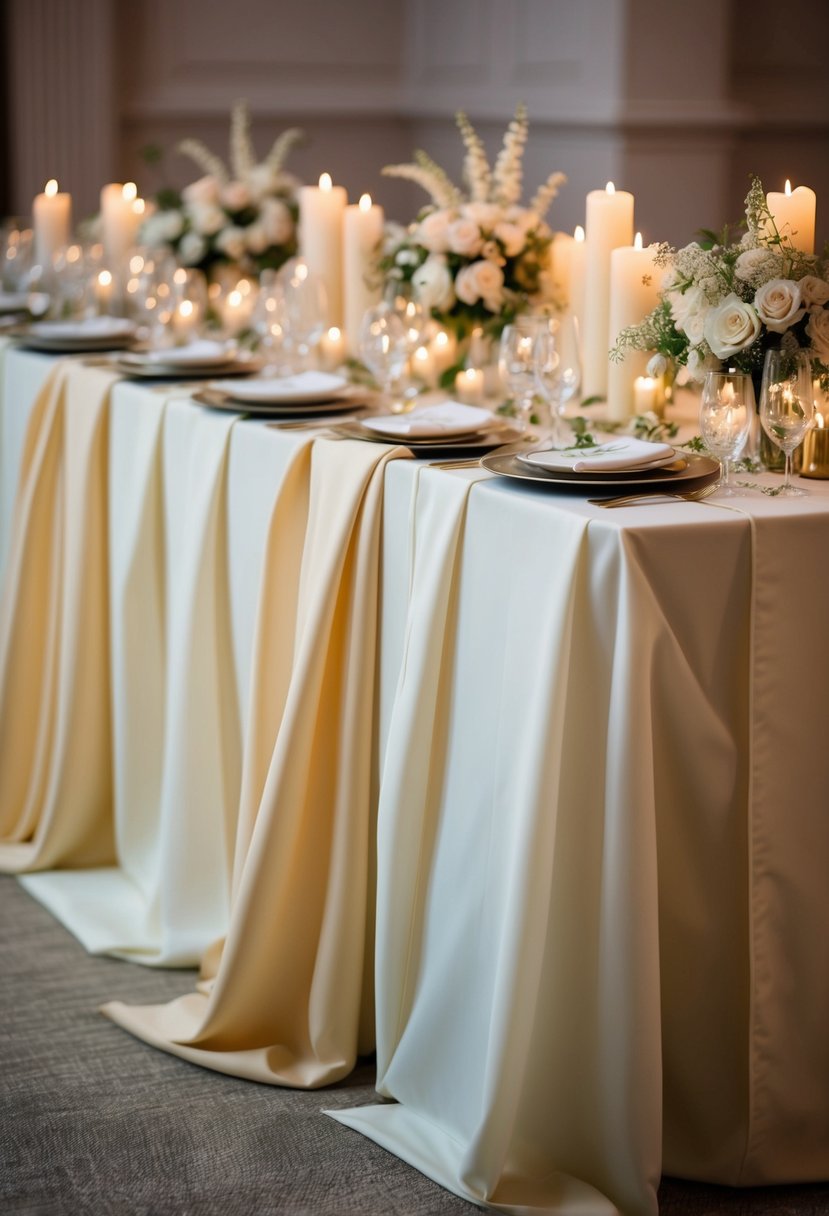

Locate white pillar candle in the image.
[411,344,434,385]
[765,180,816,254]
[430,326,456,380]
[101,182,144,282]
[343,192,384,356]
[606,233,660,421]
[633,375,658,414]
[454,366,485,405]
[550,225,586,330]
[582,183,634,401]
[95,269,115,313]
[319,325,347,370]
[298,173,348,329]
[33,179,72,268]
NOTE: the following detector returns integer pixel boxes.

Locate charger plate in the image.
[480,450,720,492]
[334,418,524,454]
[112,353,262,379]
[192,388,367,417]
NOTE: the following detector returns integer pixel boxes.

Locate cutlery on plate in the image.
[588,483,718,508]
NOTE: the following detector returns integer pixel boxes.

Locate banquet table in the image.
[1,344,828,1215]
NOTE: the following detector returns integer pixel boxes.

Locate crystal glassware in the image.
[276,258,328,371]
[498,315,552,428]
[759,349,814,496]
[359,301,411,412]
[699,370,753,495]
[533,313,582,445]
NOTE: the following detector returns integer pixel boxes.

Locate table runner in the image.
[103,437,412,1086]
[0,361,118,872]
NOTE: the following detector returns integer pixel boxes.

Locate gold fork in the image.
[589,482,719,508]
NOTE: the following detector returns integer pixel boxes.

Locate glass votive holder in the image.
[801,415,829,479]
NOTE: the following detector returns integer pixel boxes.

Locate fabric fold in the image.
[103,437,412,1086]
[0,361,119,872]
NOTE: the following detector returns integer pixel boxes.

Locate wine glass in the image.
[498,315,549,428]
[533,314,582,445]
[277,258,328,371]
[699,370,753,495]
[359,301,411,412]
[759,349,814,496]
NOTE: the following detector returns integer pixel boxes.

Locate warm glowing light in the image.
[132,199,145,216]
[129,255,144,274]
[785,179,792,196]
[179,300,194,318]
[359,193,372,211]
[319,173,332,192]
[574,225,585,242]
[98,270,113,287]
[464,368,478,382]
[328,326,341,341]
[817,412,825,430]
[434,329,449,349]
[123,182,137,202]
[66,245,82,264]
[606,182,616,195]
[173,267,187,285]
[237,278,253,296]
[634,232,643,250]
[414,345,429,364]
[45,179,58,197]
[227,290,242,308]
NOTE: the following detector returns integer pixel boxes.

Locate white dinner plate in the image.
[360,401,495,440]
[207,371,350,404]
[9,316,137,352]
[191,388,366,417]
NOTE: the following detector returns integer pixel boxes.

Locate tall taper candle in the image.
[582,183,634,399]
[606,233,660,420]
[298,172,347,328]
[343,192,384,354]
[33,179,72,268]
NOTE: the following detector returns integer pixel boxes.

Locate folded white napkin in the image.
[145,339,233,366]
[31,316,135,339]
[208,371,348,402]
[522,437,676,474]
[362,401,494,439]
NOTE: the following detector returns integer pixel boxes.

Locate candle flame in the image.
[464,368,477,382]
[98,270,113,287]
[319,172,332,192]
[359,193,372,211]
[173,267,187,285]
[179,300,194,318]
[123,182,137,202]
[414,345,429,363]
[574,225,585,242]
[133,199,145,215]
[785,179,792,195]
[817,412,825,429]
[227,290,242,308]
[606,182,615,195]
[434,329,449,348]
[328,326,341,340]
[634,232,643,250]
[45,179,58,197]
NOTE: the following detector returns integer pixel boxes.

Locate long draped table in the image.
[1,344,827,1215]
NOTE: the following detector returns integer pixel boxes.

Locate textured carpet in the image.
[1,876,827,1216]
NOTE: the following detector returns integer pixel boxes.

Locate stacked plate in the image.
[336,400,522,454]
[113,339,259,378]
[193,370,364,415]
[481,436,719,492]
[9,316,137,353]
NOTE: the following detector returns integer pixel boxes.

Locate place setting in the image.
[110,337,262,379]
[7,314,139,353]
[331,399,525,455]
[192,369,370,417]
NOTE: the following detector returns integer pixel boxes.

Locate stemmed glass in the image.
[498,315,550,428]
[533,314,581,445]
[359,302,411,412]
[277,258,328,371]
[759,349,814,496]
[699,370,753,495]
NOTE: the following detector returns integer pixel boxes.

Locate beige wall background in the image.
[5,0,829,245]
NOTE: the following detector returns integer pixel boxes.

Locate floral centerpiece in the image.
[613,176,829,392]
[140,101,303,276]
[379,105,566,346]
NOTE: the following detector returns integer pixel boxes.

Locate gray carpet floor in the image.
[1,875,827,1216]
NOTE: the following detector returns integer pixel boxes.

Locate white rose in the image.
[214,226,247,261]
[245,223,269,255]
[455,259,505,312]
[181,175,221,207]
[646,353,668,378]
[260,198,293,245]
[245,164,278,202]
[494,221,526,258]
[734,247,781,283]
[754,278,805,333]
[142,209,183,245]
[685,348,709,383]
[411,254,455,312]
[667,283,706,332]
[221,180,252,212]
[178,231,207,265]
[703,293,761,358]
[806,307,829,361]
[186,202,225,237]
[798,275,829,307]
[506,206,539,235]
[417,211,452,254]
[447,217,483,257]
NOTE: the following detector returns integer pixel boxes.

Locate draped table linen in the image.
[102,437,413,1085]
[332,466,829,1214]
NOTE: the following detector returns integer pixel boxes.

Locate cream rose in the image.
[455,259,505,312]
[214,226,247,261]
[186,202,225,237]
[260,198,293,245]
[412,254,455,312]
[244,223,269,255]
[447,217,483,258]
[798,275,829,307]
[754,278,805,333]
[221,180,252,212]
[181,175,221,206]
[462,201,502,230]
[417,211,452,254]
[178,231,207,266]
[806,307,829,361]
[494,221,526,258]
[702,293,761,358]
[734,247,781,283]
